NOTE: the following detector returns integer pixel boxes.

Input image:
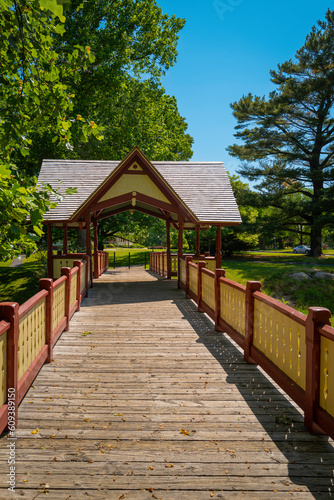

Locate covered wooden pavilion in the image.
[37,147,242,278]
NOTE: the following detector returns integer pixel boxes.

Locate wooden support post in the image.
[39,279,53,362]
[178,217,184,258]
[85,215,93,287]
[85,257,89,297]
[304,307,331,434]
[93,219,99,279]
[195,226,201,258]
[215,225,222,269]
[197,261,206,312]
[177,218,184,288]
[47,223,53,279]
[63,223,68,255]
[61,267,71,331]
[166,220,172,279]
[185,256,193,299]
[214,268,226,331]
[0,303,19,429]
[244,281,262,363]
[73,261,82,310]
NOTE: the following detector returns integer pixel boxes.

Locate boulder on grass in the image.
[314,271,334,280]
[289,272,311,281]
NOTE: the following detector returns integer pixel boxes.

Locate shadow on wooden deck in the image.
[172,296,334,498]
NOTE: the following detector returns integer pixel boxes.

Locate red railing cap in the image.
[19,289,48,319]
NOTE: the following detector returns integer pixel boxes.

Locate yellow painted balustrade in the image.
[179,259,186,286]
[70,272,78,309]
[193,259,217,272]
[202,272,215,311]
[0,323,8,407]
[171,256,178,272]
[253,298,306,390]
[320,333,334,418]
[220,281,245,337]
[53,259,77,279]
[80,263,86,294]
[53,280,66,331]
[18,298,46,382]
[162,254,167,275]
[189,265,198,296]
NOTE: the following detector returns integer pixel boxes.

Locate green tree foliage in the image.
[227,9,334,258]
[18,0,192,175]
[216,175,259,256]
[0,0,103,260]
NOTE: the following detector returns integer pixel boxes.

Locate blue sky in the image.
[158,0,331,178]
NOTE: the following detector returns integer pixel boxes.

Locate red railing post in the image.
[39,278,53,362]
[162,252,165,277]
[85,256,90,295]
[214,269,225,331]
[61,267,71,331]
[244,281,262,364]
[73,261,82,311]
[0,303,19,429]
[305,307,331,434]
[197,261,206,311]
[185,256,193,299]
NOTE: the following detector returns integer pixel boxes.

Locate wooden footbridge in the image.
[0,267,333,499]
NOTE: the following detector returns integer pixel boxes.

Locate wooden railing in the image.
[149,252,215,277]
[176,256,334,440]
[0,256,92,435]
[92,250,109,278]
[150,252,174,276]
[53,253,91,280]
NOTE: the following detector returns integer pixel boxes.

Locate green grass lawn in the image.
[221,258,334,325]
[105,247,178,268]
[0,252,47,305]
[227,249,334,264]
[106,248,152,268]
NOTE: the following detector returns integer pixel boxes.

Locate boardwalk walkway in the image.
[0,268,333,499]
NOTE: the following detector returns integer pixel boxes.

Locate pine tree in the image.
[228,9,334,257]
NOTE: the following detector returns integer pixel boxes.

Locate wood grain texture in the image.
[0,268,333,498]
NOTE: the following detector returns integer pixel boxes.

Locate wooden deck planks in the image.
[0,267,333,499]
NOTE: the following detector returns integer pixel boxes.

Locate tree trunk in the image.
[310,226,322,258]
[77,228,86,252]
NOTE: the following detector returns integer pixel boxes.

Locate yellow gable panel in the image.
[99,174,171,204]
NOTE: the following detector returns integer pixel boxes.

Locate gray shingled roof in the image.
[38,159,241,225]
